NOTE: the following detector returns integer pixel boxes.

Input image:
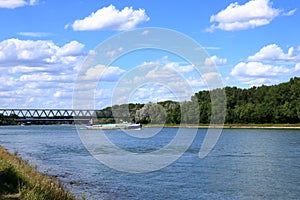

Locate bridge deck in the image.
[0,109,96,118]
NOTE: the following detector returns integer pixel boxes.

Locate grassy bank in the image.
[0,145,77,200]
[143,123,300,129]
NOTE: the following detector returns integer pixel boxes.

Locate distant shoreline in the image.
[2,123,300,129]
[143,124,300,129]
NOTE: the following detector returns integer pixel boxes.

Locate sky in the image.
[0,0,299,109]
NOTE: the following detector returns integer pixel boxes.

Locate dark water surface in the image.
[0,125,299,199]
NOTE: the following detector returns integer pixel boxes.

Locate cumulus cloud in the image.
[67,4,149,31]
[106,47,124,59]
[133,60,197,83]
[0,0,38,9]
[229,43,300,86]
[0,39,85,66]
[57,41,85,56]
[205,55,227,66]
[230,61,293,86]
[206,0,282,32]
[0,38,87,108]
[248,44,300,62]
[111,58,214,105]
[233,77,278,86]
[124,85,174,104]
[85,64,126,82]
[145,65,181,81]
[0,38,130,108]
[231,62,291,77]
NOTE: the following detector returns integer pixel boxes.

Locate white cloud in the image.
[0,0,38,9]
[29,0,38,6]
[134,86,179,103]
[0,38,86,108]
[134,60,196,84]
[248,44,300,62]
[160,62,195,74]
[8,65,45,74]
[85,64,126,82]
[206,0,281,32]
[233,77,278,86]
[57,41,85,56]
[230,61,296,86]
[111,58,214,105]
[106,47,124,59]
[145,65,181,81]
[203,46,221,50]
[283,9,297,16]
[230,44,300,86]
[53,90,72,98]
[0,0,26,8]
[205,55,227,66]
[186,77,206,88]
[230,62,294,86]
[18,32,52,38]
[0,39,85,66]
[68,4,149,31]
[295,63,300,71]
[231,62,291,77]
[142,30,150,35]
[19,73,73,83]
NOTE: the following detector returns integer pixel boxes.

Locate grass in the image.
[143,123,300,129]
[0,145,78,200]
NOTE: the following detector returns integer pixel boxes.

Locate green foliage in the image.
[0,146,76,200]
[135,102,166,124]
[158,101,181,124]
[0,114,18,125]
[96,103,144,123]
[221,77,300,124]
[0,163,22,195]
[97,77,300,125]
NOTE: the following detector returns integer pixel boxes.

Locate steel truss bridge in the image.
[0,109,97,124]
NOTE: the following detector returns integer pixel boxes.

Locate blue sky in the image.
[0,0,299,109]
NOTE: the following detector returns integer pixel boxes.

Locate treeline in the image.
[97,77,300,124]
[223,77,300,124]
[0,114,18,125]
[95,103,143,124]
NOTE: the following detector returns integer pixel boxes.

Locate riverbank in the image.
[0,145,77,200]
[143,123,300,129]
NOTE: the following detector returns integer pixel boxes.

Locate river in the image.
[0,125,299,199]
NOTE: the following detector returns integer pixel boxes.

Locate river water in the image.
[0,125,299,199]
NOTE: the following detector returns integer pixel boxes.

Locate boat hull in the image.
[86,123,142,130]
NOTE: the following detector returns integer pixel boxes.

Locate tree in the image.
[135,102,166,124]
[96,77,300,125]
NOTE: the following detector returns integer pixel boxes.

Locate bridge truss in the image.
[0,109,96,118]
[0,109,97,124]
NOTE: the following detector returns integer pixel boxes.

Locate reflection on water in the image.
[0,126,300,199]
